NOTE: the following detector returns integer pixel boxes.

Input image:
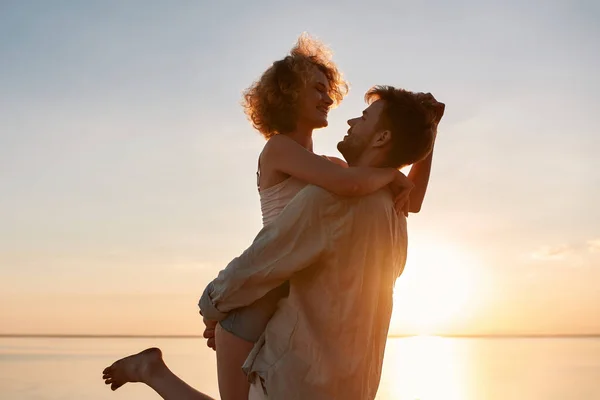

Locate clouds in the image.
[530,238,600,265]
[530,245,573,261]
[587,239,600,253]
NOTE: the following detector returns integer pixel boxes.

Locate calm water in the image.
[1,336,599,399]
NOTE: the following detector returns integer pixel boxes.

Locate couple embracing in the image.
[103,34,444,400]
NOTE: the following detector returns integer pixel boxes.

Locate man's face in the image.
[338,100,386,163]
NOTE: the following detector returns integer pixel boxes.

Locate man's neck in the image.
[349,149,389,168]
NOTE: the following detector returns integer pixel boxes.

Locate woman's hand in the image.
[202,316,217,351]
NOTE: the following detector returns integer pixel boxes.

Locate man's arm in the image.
[406,143,434,213]
[407,92,444,214]
[199,186,335,321]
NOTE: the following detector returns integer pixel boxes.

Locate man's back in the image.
[244,185,408,399]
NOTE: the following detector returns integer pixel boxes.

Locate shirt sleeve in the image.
[199,186,337,321]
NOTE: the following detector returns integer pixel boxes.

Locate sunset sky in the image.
[1,1,598,336]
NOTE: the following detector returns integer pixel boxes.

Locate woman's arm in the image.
[322,155,348,168]
[262,135,398,197]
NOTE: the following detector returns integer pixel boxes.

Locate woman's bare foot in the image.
[102,347,165,391]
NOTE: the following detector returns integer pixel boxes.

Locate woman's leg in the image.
[102,347,214,400]
[213,282,289,400]
[215,323,255,400]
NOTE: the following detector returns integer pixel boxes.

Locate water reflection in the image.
[2,337,600,399]
[377,335,471,400]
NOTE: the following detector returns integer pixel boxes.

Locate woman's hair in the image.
[365,86,444,168]
[242,33,348,139]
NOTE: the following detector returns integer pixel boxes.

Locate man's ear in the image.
[372,130,392,148]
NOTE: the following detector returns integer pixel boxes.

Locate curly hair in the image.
[242,33,348,139]
[365,86,445,168]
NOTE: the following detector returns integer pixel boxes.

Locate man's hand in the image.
[389,171,414,217]
[416,92,445,136]
[417,92,445,119]
[202,317,217,351]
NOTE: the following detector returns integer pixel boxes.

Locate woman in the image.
[102,34,439,400]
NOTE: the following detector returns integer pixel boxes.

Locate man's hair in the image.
[242,33,349,139]
[365,86,444,168]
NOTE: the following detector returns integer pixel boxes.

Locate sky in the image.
[1,0,599,336]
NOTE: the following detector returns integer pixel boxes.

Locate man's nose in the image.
[347,118,356,126]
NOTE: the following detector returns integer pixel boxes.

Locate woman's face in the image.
[296,68,334,130]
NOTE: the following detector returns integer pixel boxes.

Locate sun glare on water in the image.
[378,335,471,400]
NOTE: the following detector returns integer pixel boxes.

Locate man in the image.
[102,86,444,400]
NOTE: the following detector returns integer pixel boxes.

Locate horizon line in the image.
[2,333,600,339]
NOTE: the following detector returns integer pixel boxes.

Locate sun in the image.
[389,239,483,335]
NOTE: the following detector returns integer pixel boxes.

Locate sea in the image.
[1,336,599,399]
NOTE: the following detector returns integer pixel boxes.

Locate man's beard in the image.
[337,139,365,166]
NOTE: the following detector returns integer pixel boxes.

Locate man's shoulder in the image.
[294,184,338,204]
[299,187,398,224]
[294,186,393,208]
[353,190,403,227]
[278,185,340,221]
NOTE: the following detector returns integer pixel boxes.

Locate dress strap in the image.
[256,154,261,189]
